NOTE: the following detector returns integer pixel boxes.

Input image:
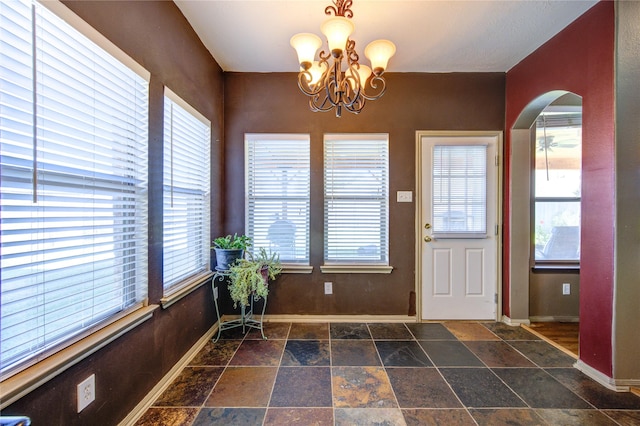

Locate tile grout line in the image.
[261,322,290,425]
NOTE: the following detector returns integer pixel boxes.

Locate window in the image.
[432,144,487,237]
[0,0,149,374]
[324,134,389,264]
[245,134,310,264]
[163,91,211,292]
[534,107,582,262]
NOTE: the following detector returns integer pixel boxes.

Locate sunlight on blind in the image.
[163,94,211,290]
[245,134,310,263]
[432,145,487,235]
[0,0,148,374]
[324,135,389,264]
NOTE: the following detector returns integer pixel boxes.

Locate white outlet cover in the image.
[77,374,95,413]
[324,282,333,294]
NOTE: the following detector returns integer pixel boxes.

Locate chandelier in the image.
[290,0,396,117]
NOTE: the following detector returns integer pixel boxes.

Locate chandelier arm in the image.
[360,75,387,101]
[342,58,364,109]
[296,54,333,97]
[344,97,365,114]
[321,58,345,108]
[345,39,359,64]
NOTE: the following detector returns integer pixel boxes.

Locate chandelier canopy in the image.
[290,0,396,117]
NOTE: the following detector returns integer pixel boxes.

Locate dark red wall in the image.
[224,72,505,316]
[505,2,615,375]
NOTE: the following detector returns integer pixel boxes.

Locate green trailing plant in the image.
[211,233,252,250]
[227,248,282,308]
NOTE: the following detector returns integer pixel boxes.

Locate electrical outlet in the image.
[562,283,571,295]
[324,282,333,295]
[213,286,219,300]
[77,374,95,412]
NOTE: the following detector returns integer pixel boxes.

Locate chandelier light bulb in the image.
[307,61,328,86]
[290,33,322,69]
[321,17,354,57]
[346,64,372,89]
[364,39,396,75]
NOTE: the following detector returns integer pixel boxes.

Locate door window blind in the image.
[245,134,310,263]
[432,145,487,236]
[0,0,149,374]
[163,92,211,290]
[324,134,389,264]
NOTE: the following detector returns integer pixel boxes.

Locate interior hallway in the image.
[134,321,640,425]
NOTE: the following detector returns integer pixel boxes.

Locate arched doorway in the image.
[508,91,582,356]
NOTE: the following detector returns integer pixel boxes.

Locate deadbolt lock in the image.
[424,223,431,229]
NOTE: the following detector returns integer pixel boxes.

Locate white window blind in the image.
[324,134,389,264]
[163,91,211,291]
[245,134,310,263]
[432,145,487,236]
[0,0,149,374]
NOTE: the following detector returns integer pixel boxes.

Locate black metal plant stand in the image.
[211,270,267,342]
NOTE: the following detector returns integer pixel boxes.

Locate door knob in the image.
[424,236,432,242]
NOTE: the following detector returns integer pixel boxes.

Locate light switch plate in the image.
[397,191,413,202]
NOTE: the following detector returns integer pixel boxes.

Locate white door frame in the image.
[415,130,504,322]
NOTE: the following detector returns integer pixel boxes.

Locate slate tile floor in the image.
[135,322,640,425]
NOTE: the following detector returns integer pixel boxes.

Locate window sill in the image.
[282,265,313,274]
[320,265,393,274]
[0,304,158,410]
[160,271,214,309]
[532,264,580,273]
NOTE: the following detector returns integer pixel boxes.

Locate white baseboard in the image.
[118,322,219,426]
[529,315,579,323]
[574,360,633,392]
[501,315,530,326]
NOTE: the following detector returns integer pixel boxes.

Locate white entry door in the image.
[418,132,500,320]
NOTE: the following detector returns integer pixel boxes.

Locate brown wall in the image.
[223,72,505,315]
[529,271,580,319]
[613,0,640,380]
[3,2,224,424]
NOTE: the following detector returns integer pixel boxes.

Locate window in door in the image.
[534,105,582,263]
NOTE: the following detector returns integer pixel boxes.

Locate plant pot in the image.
[214,248,244,271]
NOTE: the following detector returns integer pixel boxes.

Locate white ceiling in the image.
[174,0,597,73]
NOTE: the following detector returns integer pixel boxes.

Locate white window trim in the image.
[320,265,393,274]
[0,305,158,410]
[323,133,390,267]
[1,0,150,383]
[162,88,211,294]
[159,272,213,309]
[245,133,311,266]
[40,0,149,80]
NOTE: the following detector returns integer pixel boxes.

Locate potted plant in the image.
[212,233,252,271]
[227,247,282,308]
